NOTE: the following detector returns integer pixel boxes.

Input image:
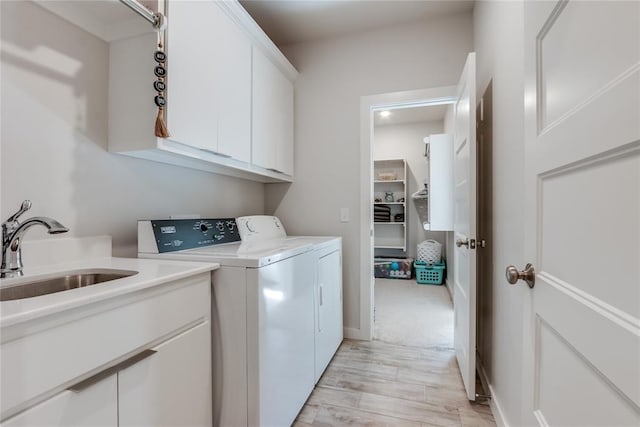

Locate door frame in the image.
[357,85,456,340]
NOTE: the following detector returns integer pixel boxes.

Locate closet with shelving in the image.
[373,159,407,251]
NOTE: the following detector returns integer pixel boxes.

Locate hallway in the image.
[295,279,496,426]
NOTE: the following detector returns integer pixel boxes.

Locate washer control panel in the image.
[143,218,240,253]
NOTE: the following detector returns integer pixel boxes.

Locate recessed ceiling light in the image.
[379,111,391,118]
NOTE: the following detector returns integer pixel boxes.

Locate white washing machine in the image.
[138,216,342,427]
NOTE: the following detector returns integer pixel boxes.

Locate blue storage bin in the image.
[374,257,413,279]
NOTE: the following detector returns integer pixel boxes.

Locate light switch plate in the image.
[340,208,349,223]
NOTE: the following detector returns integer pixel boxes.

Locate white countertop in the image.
[0,256,219,329]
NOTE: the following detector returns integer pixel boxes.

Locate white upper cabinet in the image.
[167,0,251,162]
[215,11,252,163]
[424,134,454,231]
[102,0,297,182]
[165,0,220,154]
[252,48,295,176]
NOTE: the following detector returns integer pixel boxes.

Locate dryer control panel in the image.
[138,218,241,253]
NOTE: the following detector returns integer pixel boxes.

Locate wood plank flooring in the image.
[295,280,496,426]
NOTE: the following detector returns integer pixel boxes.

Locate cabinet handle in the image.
[266,168,284,174]
[199,148,232,158]
[67,349,157,392]
[319,285,323,306]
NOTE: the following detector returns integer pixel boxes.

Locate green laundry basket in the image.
[414,259,445,285]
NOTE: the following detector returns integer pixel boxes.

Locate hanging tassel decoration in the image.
[154,33,170,138]
[155,106,169,138]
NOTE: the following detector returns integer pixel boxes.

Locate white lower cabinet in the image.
[119,321,211,426]
[1,275,212,427]
[3,375,118,427]
[4,321,209,427]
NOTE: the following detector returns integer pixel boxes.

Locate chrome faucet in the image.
[1,200,69,278]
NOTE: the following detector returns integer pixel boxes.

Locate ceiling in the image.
[374,104,450,127]
[239,0,474,46]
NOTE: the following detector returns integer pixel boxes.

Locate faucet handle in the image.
[5,200,32,224]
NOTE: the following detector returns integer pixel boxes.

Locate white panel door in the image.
[453,52,477,401]
[118,322,212,427]
[521,1,640,425]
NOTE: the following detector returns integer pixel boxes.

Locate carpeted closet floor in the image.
[373,278,454,349]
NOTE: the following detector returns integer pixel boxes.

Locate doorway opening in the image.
[359,85,457,342]
[371,102,456,349]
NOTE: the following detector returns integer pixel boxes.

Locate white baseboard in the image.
[444,278,453,299]
[478,362,509,427]
[343,327,369,340]
[488,381,509,427]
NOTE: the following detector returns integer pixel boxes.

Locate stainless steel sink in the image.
[0,269,138,301]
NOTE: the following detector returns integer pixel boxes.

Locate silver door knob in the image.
[505,263,535,288]
[456,239,469,248]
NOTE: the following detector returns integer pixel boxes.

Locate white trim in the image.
[477,362,509,427]
[359,86,457,340]
[218,0,298,81]
[343,327,368,341]
[488,382,510,427]
[359,97,374,341]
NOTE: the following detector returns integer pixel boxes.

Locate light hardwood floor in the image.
[295,280,496,426]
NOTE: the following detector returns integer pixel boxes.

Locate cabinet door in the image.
[167,2,252,161]
[2,375,117,427]
[165,0,218,152]
[275,73,294,176]
[214,5,251,162]
[315,250,343,382]
[252,48,294,175]
[118,321,212,427]
[428,134,454,231]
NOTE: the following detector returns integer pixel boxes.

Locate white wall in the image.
[264,13,473,331]
[473,2,526,426]
[0,1,264,257]
[373,120,446,259]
